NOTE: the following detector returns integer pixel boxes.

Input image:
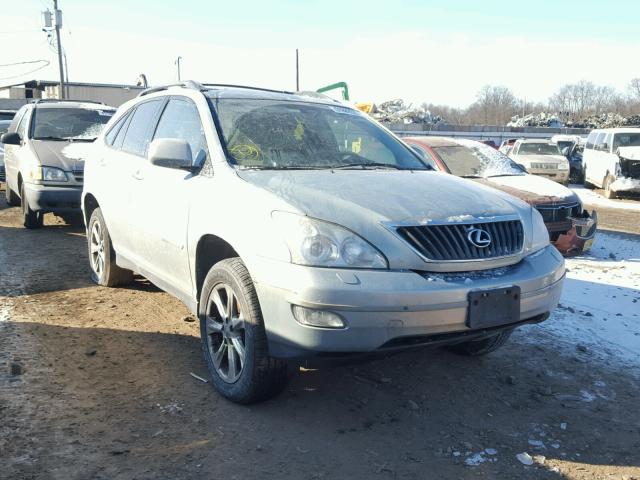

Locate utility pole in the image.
[295,49,299,91]
[53,0,65,99]
[175,56,182,81]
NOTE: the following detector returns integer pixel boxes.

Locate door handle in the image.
[132,169,144,180]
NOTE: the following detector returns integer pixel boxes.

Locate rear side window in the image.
[121,99,163,156]
[105,110,132,146]
[585,132,597,149]
[153,98,208,165]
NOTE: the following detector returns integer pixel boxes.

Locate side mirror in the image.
[601,143,608,151]
[148,138,193,170]
[1,131,21,145]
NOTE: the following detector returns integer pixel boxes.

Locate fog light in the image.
[292,305,345,329]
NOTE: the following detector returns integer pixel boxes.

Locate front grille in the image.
[0,165,5,182]
[72,169,84,183]
[536,203,580,223]
[395,220,524,261]
[531,162,558,170]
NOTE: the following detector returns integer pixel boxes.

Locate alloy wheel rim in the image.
[205,283,246,383]
[89,222,106,277]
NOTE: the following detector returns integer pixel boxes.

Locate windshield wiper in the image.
[33,136,67,141]
[331,162,403,170]
[238,165,328,170]
[461,174,482,178]
[67,137,97,142]
[486,173,522,178]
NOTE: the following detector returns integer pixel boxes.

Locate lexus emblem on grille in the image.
[466,228,492,248]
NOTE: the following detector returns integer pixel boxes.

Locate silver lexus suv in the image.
[82,81,564,403]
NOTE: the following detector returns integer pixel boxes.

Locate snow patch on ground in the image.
[571,185,640,211]
[518,231,640,371]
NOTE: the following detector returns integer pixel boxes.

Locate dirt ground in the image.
[1,193,640,480]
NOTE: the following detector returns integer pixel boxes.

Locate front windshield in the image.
[613,132,640,149]
[432,140,525,178]
[31,107,114,141]
[210,98,429,170]
[518,142,561,155]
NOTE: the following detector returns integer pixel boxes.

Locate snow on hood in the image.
[237,169,528,233]
[484,174,577,203]
[618,146,640,160]
[31,140,94,171]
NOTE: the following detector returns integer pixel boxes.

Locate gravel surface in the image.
[1,192,639,480]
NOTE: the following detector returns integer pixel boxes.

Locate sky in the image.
[2,0,640,107]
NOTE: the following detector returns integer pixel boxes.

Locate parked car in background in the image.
[583,127,640,198]
[0,109,17,121]
[498,138,519,156]
[551,134,586,183]
[0,119,11,184]
[82,82,564,403]
[1,100,115,228]
[404,136,597,255]
[508,139,570,185]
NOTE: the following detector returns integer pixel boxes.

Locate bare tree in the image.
[629,78,640,101]
[467,85,517,125]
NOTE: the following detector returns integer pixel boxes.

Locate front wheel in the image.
[20,183,43,229]
[447,330,512,356]
[87,207,133,286]
[199,258,288,404]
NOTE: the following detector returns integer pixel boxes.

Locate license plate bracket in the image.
[467,286,521,329]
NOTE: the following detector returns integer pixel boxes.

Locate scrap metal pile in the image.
[566,113,640,129]
[368,99,445,125]
[509,112,640,129]
[507,113,563,128]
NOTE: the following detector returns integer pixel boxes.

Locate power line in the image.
[0,59,49,67]
[0,60,50,81]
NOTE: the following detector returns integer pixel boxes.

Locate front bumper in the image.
[251,245,565,358]
[551,210,598,256]
[527,168,570,183]
[23,183,82,213]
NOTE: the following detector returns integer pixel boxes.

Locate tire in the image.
[199,257,288,404]
[603,174,617,199]
[5,185,20,206]
[447,330,512,356]
[87,207,133,287]
[61,212,85,227]
[20,183,43,229]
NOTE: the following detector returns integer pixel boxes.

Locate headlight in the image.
[272,212,388,269]
[529,207,549,253]
[558,162,570,170]
[28,166,68,182]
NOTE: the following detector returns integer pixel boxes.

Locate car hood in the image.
[618,146,640,160]
[31,140,94,171]
[237,169,526,226]
[514,154,566,164]
[474,175,578,206]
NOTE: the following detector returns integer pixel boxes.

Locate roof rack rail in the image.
[295,90,341,103]
[31,98,106,105]
[138,80,205,97]
[202,84,295,95]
